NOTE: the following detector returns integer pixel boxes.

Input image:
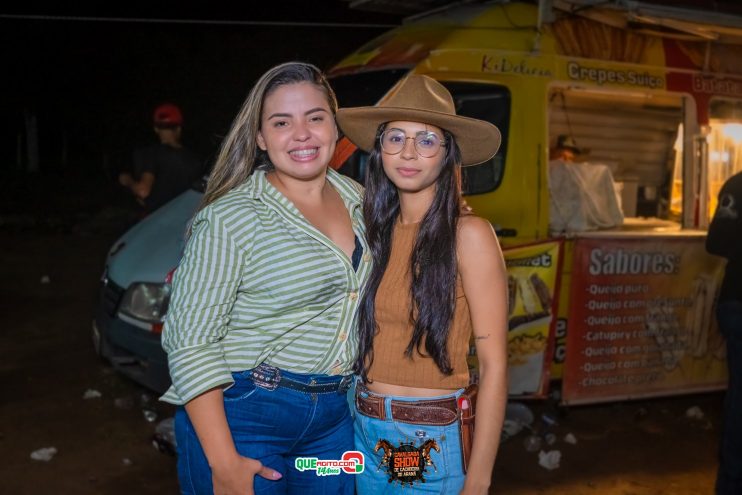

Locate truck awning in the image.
[553,0,742,44]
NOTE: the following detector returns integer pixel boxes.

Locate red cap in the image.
[153,103,183,126]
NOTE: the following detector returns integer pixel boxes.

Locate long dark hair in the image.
[355,124,463,381]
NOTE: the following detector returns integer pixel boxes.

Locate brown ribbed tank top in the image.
[367,221,472,389]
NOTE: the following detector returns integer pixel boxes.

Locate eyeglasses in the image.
[379,129,446,158]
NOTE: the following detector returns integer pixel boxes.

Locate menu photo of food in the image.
[507,269,556,395]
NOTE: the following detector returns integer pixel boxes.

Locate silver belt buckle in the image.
[251,363,282,391]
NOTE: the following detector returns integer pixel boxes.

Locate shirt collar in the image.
[240,167,361,210]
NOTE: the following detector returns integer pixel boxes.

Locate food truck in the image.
[326,1,742,404]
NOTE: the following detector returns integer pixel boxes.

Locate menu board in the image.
[562,237,728,404]
[467,240,563,398]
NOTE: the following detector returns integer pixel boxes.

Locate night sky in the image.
[7,1,741,181]
[0,2,401,180]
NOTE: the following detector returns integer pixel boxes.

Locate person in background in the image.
[337,74,508,494]
[119,103,203,214]
[549,134,580,162]
[160,62,369,495]
[706,169,742,495]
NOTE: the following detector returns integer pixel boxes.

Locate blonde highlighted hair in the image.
[198,61,338,211]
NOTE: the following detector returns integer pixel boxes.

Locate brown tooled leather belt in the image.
[355,383,459,426]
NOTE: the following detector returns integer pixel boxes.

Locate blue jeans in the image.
[717,300,742,495]
[353,386,466,494]
[175,369,355,495]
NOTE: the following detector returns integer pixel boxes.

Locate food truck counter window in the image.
[549,87,685,233]
[707,98,742,223]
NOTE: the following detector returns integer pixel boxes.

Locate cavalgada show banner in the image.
[562,237,727,405]
[468,240,562,398]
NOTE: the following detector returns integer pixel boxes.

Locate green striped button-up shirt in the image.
[160,168,370,405]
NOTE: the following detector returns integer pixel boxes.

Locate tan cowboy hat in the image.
[336,74,501,166]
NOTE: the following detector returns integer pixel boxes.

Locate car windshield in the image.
[191,175,208,193]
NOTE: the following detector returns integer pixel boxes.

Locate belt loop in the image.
[338,375,353,394]
[383,395,393,422]
[309,378,317,402]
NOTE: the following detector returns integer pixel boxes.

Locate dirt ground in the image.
[0,190,724,494]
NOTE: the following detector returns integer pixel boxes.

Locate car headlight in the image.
[118,282,171,323]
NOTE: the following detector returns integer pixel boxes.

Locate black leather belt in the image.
[249,363,353,394]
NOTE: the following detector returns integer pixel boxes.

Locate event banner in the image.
[562,236,727,405]
[467,240,562,398]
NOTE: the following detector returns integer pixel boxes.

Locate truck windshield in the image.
[442,82,510,195]
[331,69,409,108]
[331,69,408,182]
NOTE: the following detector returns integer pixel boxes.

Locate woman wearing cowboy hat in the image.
[337,75,508,493]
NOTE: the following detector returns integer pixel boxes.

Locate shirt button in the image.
[330,368,341,376]
[349,292,358,300]
[352,220,360,227]
[339,332,348,342]
[363,254,371,262]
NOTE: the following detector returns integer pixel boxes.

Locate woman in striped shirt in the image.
[161,62,370,495]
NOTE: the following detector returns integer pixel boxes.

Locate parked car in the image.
[92,178,205,393]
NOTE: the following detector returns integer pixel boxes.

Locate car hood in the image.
[105,190,202,288]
